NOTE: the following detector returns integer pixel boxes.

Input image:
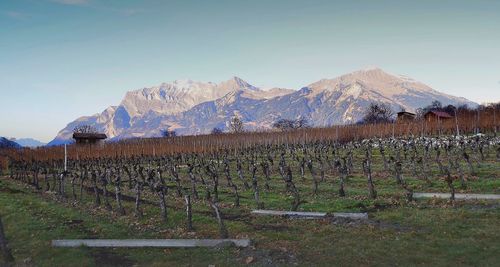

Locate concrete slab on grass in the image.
[333,212,369,220]
[251,210,368,220]
[52,239,251,248]
[252,210,327,218]
[414,193,500,200]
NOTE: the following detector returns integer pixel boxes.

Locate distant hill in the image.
[13,138,47,148]
[0,137,21,149]
[48,68,477,145]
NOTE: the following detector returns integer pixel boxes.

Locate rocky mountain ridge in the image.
[47,68,476,146]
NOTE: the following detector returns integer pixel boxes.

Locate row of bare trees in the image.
[2,107,498,163]
[6,135,500,224]
[1,133,498,265]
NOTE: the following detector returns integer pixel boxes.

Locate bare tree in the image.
[431,100,443,110]
[273,117,309,131]
[184,195,194,231]
[161,129,177,138]
[73,124,98,134]
[360,102,394,124]
[273,119,295,131]
[211,127,224,135]
[229,115,244,133]
[209,201,228,238]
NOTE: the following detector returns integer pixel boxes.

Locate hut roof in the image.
[72,133,107,140]
[397,111,416,116]
[425,110,453,118]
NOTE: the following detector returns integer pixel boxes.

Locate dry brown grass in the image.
[2,109,498,162]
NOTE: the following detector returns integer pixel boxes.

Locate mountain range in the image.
[11,138,47,148]
[47,68,477,146]
[0,137,46,148]
[0,137,21,149]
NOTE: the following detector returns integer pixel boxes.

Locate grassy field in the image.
[1,152,499,267]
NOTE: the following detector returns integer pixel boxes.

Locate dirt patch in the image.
[373,171,392,179]
[368,220,416,233]
[331,216,367,227]
[0,185,24,194]
[196,210,251,222]
[331,217,422,233]
[63,219,84,226]
[465,203,500,211]
[223,213,251,222]
[91,249,136,267]
[237,246,298,266]
[345,202,368,211]
[364,202,398,213]
[81,185,156,206]
[251,223,290,232]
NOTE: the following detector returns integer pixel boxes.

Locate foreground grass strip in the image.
[52,239,251,248]
[414,192,500,200]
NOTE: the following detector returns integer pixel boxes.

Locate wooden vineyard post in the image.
[477,108,480,134]
[494,107,497,135]
[438,116,441,137]
[64,144,67,172]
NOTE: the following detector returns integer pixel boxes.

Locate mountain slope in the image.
[12,138,46,147]
[48,77,283,145]
[267,68,475,125]
[48,106,117,146]
[0,137,21,149]
[120,77,259,118]
[48,69,477,145]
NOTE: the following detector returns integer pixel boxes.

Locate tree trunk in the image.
[101,177,112,211]
[444,167,455,201]
[185,195,193,231]
[237,161,250,190]
[232,184,240,207]
[379,145,389,172]
[187,165,199,199]
[0,215,14,264]
[363,159,377,199]
[285,167,301,211]
[307,160,319,195]
[114,176,126,216]
[251,164,263,209]
[44,171,50,191]
[71,173,77,201]
[171,166,182,197]
[158,187,167,222]
[463,150,476,176]
[261,162,271,191]
[91,172,101,206]
[210,201,228,239]
[134,182,143,218]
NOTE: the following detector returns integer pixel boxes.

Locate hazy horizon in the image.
[1,0,499,142]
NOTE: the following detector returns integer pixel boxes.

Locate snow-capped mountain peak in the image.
[48,69,477,146]
[217,76,258,92]
[119,77,259,118]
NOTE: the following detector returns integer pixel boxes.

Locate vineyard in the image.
[1,115,500,266]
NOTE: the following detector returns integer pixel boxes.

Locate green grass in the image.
[0,179,243,266]
[0,149,499,266]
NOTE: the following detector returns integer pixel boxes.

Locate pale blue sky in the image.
[1,0,499,142]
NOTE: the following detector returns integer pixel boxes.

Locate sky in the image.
[1,0,499,142]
